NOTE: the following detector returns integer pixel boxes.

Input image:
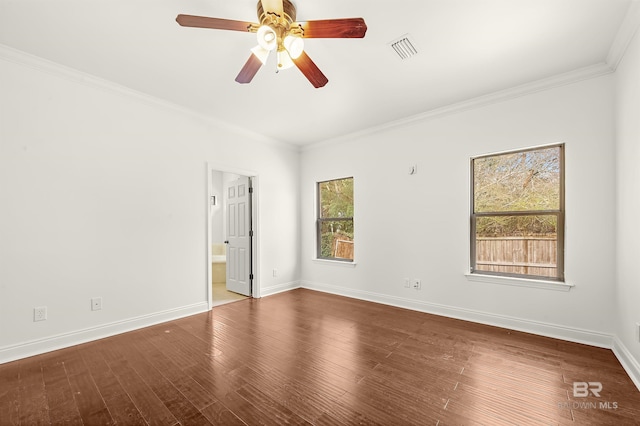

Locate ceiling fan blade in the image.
[176,14,256,32]
[235,53,265,84]
[261,0,284,16]
[294,18,367,38]
[292,51,328,88]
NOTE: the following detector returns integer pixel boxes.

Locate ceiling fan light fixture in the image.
[257,25,277,50]
[277,50,295,70]
[283,35,304,59]
[176,1,366,88]
[251,45,271,64]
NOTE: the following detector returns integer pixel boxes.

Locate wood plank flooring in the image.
[1,288,639,425]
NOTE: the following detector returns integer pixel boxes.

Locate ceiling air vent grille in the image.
[389,34,418,60]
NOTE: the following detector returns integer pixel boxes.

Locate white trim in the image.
[606,1,640,70]
[312,259,357,267]
[300,281,613,349]
[251,176,262,299]
[207,163,261,179]
[260,281,301,297]
[464,273,573,292]
[303,63,613,152]
[0,302,209,365]
[206,164,213,309]
[612,336,640,392]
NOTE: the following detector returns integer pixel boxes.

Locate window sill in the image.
[313,259,357,268]
[464,273,573,292]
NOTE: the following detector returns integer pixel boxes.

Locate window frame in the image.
[316,177,354,263]
[470,144,565,282]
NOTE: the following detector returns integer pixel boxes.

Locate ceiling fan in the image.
[176,0,367,88]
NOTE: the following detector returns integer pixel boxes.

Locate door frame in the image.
[206,163,260,309]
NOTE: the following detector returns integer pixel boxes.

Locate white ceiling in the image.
[0,0,635,146]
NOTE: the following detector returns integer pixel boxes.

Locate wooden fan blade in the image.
[235,53,264,84]
[294,18,367,38]
[176,14,255,32]
[261,0,284,16]
[292,51,328,88]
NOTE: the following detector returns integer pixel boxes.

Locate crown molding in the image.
[303,62,613,152]
[0,44,299,152]
[606,1,640,70]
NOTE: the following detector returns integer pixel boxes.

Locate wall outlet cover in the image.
[34,306,47,322]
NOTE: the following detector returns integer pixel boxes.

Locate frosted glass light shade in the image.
[283,35,304,59]
[257,25,277,51]
[277,50,294,69]
[251,45,270,64]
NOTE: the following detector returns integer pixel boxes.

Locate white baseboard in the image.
[260,281,301,298]
[300,281,615,349]
[0,302,209,364]
[612,337,640,392]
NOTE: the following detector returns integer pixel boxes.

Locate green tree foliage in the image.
[319,178,354,218]
[474,146,561,237]
[318,178,354,259]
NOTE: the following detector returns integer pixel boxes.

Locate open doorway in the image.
[208,165,258,307]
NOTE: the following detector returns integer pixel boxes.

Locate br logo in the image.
[573,382,602,397]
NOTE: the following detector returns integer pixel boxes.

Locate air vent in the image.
[389,34,418,60]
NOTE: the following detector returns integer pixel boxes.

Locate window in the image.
[317,177,354,261]
[471,144,564,281]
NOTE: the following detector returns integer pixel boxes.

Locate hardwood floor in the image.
[1,288,639,425]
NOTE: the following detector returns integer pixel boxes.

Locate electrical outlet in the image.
[404,278,411,288]
[273,269,278,278]
[636,323,640,343]
[412,279,421,290]
[34,306,47,322]
[91,297,102,311]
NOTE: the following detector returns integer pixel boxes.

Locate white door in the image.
[225,176,252,296]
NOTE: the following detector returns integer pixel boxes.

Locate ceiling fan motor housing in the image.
[256,0,303,47]
[257,0,297,23]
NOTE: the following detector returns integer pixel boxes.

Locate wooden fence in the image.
[333,236,354,260]
[475,236,557,278]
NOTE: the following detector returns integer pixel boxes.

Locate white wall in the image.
[615,24,640,385]
[300,75,617,345]
[0,48,300,362]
